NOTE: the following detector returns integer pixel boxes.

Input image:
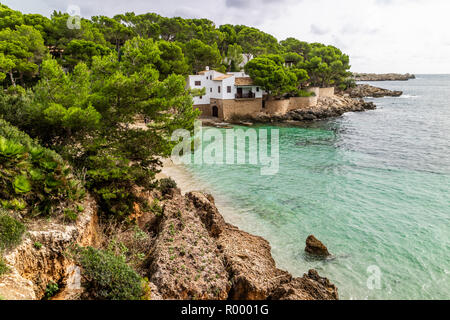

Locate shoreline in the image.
[155,160,338,300]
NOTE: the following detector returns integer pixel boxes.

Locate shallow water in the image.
[167,75,450,300]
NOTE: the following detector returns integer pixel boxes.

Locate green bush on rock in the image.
[69,246,147,300]
[0,209,26,250]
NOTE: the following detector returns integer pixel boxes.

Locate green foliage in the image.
[299,44,351,87]
[0,119,85,216]
[245,55,298,97]
[44,281,59,299]
[69,246,146,300]
[34,242,43,250]
[225,43,244,72]
[236,27,280,57]
[280,38,311,58]
[0,25,47,87]
[64,39,111,69]
[183,39,223,73]
[159,178,177,195]
[156,40,190,79]
[0,209,26,250]
[0,257,9,276]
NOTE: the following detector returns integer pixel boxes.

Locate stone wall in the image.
[194,104,213,117]
[195,86,336,120]
[265,99,290,115]
[288,96,318,111]
[306,87,320,97]
[221,98,263,121]
[319,87,335,97]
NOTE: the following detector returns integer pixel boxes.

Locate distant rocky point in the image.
[345,84,403,98]
[352,73,415,81]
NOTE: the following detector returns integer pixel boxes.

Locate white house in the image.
[187,67,263,120]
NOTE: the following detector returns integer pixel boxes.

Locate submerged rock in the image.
[305,235,330,257]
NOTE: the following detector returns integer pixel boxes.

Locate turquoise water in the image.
[177,75,450,299]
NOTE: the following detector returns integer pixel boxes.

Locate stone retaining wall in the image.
[265,99,290,115]
[319,87,335,97]
[288,96,318,111]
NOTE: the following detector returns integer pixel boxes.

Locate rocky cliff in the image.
[0,188,338,301]
[352,73,415,81]
[140,190,338,300]
[0,196,98,300]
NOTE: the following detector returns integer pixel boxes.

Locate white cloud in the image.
[2,0,450,73]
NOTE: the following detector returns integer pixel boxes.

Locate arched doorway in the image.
[212,106,219,117]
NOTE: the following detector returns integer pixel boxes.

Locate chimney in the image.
[205,66,210,71]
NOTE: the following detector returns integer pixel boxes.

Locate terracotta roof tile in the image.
[213,74,234,81]
[235,77,254,86]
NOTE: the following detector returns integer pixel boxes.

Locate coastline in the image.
[156,159,339,300]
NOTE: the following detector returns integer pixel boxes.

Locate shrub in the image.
[159,178,177,195]
[0,119,85,216]
[0,209,26,250]
[69,246,146,300]
[34,242,43,250]
[0,257,9,276]
[44,281,59,299]
[84,147,156,219]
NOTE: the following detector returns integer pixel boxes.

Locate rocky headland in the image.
[352,73,415,81]
[344,84,403,98]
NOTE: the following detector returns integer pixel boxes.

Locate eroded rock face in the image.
[0,196,98,300]
[186,192,337,301]
[346,84,403,98]
[305,235,330,257]
[270,270,338,300]
[147,190,230,300]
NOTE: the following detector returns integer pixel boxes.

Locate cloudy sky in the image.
[4,0,450,73]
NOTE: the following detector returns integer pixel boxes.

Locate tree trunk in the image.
[9,71,15,87]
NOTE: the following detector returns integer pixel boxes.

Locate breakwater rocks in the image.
[142,190,339,300]
[345,84,403,98]
[352,73,415,81]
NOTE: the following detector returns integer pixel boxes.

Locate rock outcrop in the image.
[234,95,376,124]
[269,270,338,300]
[305,235,330,257]
[0,187,339,301]
[345,84,402,98]
[0,196,98,300]
[146,190,230,300]
[146,190,339,300]
[352,73,415,81]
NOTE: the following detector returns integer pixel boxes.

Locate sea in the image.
[164,75,450,300]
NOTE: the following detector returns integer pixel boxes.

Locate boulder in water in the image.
[305,235,330,257]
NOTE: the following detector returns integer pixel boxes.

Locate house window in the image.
[256,87,260,92]
[218,86,221,93]
[210,88,212,93]
[200,96,202,99]
[195,81,201,86]
[227,86,231,93]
